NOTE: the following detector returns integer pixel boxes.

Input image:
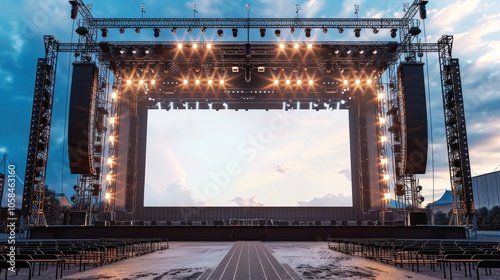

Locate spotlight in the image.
[217,29,224,37]
[355,79,361,85]
[297,80,302,85]
[279,43,285,49]
[359,49,364,55]
[285,79,291,85]
[171,28,177,34]
[260,28,266,37]
[390,29,397,38]
[187,27,192,33]
[153,28,160,38]
[177,43,182,49]
[195,79,200,85]
[290,27,295,33]
[323,28,328,34]
[151,79,156,85]
[354,28,361,38]
[307,43,313,49]
[343,79,348,85]
[119,28,125,34]
[208,79,213,85]
[206,43,212,49]
[219,79,225,85]
[338,27,344,34]
[192,43,198,49]
[308,79,313,85]
[232,28,238,38]
[294,43,300,49]
[304,28,311,38]
[367,79,372,85]
[101,28,108,38]
[139,79,144,85]
[126,79,132,85]
[372,27,379,34]
[135,27,141,34]
[183,79,188,85]
[274,29,281,37]
[274,79,279,85]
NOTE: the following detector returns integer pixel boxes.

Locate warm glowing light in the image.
[219,79,225,85]
[183,79,188,85]
[207,43,212,49]
[307,43,313,49]
[381,136,387,142]
[109,117,115,125]
[285,79,291,85]
[177,43,183,49]
[150,79,156,85]
[192,43,198,49]
[208,79,213,85]
[107,157,113,165]
[377,93,384,99]
[106,174,112,182]
[343,79,348,85]
[105,192,112,200]
[195,79,200,85]
[274,79,279,85]
[355,79,361,85]
[126,79,132,85]
[384,193,391,200]
[381,158,388,165]
[367,79,372,85]
[279,43,285,49]
[308,79,314,85]
[111,91,118,99]
[139,79,144,85]
[379,117,386,124]
[297,80,302,85]
[108,135,115,143]
[294,43,299,49]
[383,174,390,181]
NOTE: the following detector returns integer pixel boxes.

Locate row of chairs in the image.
[328,238,500,279]
[0,238,169,279]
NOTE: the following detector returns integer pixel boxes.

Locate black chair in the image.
[475,260,500,279]
[0,260,33,280]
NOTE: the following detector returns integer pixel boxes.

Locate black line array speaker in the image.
[399,63,428,174]
[68,62,98,174]
[69,211,88,225]
[408,211,428,226]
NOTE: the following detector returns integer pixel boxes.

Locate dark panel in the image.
[399,63,428,174]
[408,211,428,226]
[69,211,87,225]
[68,62,98,174]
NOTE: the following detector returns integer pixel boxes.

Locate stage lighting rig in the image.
[153,28,160,38]
[304,28,311,38]
[101,28,108,38]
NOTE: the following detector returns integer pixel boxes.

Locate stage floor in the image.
[30,225,466,240]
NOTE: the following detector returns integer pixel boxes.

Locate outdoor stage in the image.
[30,224,466,241]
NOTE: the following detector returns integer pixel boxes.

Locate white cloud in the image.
[297,193,352,206]
[0,147,8,154]
[231,196,264,206]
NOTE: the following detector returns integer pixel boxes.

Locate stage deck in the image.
[30,225,466,240]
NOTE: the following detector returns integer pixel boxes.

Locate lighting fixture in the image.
[354,28,361,38]
[153,28,160,38]
[217,29,224,37]
[260,28,266,37]
[304,28,311,38]
[274,29,281,37]
[232,28,238,38]
[101,28,108,38]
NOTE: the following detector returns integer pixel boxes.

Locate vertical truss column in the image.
[105,83,120,212]
[125,92,139,215]
[438,35,475,231]
[376,85,390,213]
[357,96,370,214]
[21,35,59,232]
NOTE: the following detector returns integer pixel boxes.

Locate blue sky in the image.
[0,0,499,207]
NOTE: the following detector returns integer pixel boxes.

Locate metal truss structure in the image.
[21,35,58,233]
[22,0,475,230]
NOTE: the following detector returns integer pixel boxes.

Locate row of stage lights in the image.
[102,27,398,39]
[123,78,374,87]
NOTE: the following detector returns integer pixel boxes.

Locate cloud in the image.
[231,196,264,206]
[275,164,289,173]
[338,169,351,181]
[145,180,198,206]
[297,193,352,206]
[0,147,8,154]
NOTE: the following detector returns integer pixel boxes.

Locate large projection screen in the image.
[143,109,353,208]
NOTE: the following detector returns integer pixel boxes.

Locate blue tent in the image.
[427,190,452,206]
[386,198,411,209]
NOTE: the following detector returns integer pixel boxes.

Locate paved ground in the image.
[1,233,499,279]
